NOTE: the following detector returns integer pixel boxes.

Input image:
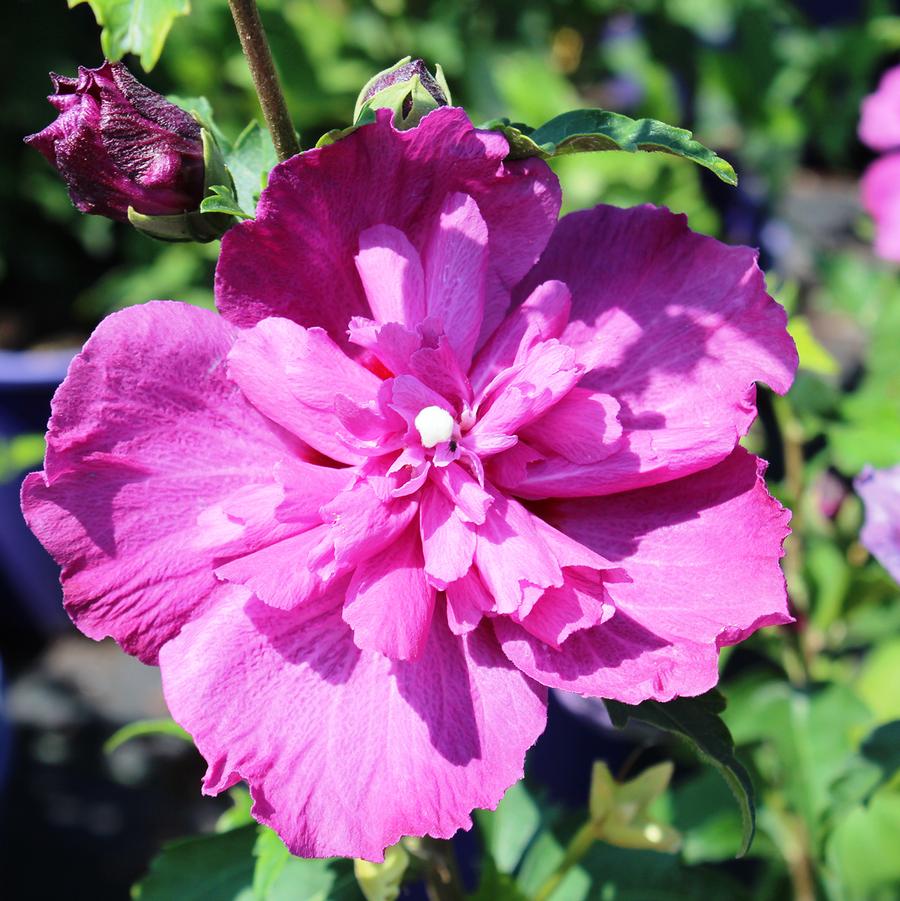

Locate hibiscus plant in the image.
[16,2,900,901]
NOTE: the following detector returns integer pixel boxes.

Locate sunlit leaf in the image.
[606,690,756,855]
[68,0,190,71]
[481,110,737,184]
[132,825,256,900]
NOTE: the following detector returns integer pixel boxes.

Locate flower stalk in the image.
[227,0,301,161]
[532,821,596,901]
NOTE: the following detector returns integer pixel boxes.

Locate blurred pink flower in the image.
[23,108,797,860]
[860,66,900,261]
[856,465,900,583]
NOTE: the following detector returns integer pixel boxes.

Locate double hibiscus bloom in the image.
[23,108,797,859]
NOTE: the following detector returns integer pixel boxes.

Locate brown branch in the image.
[227,0,301,161]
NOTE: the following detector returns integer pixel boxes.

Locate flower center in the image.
[414,405,455,448]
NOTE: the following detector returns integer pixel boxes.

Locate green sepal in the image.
[482,109,738,186]
[352,56,450,131]
[316,107,377,150]
[129,127,237,241]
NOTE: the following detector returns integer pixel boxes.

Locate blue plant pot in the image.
[0,348,77,635]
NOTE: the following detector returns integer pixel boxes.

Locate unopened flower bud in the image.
[354,57,451,130]
[25,61,233,241]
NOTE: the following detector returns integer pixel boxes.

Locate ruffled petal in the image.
[20,302,303,663]
[228,318,382,464]
[420,482,477,587]
[473,490,562,615]
[445,570,494,635]
[423,192,488,370]
[344,522,436,661]
[160,588,547,860]
[543,447,793,649]
[355,225,426,327]
[216,108,561,354]
[469,279,571,397]
[215,527,331,610]
[512,204,797,497]
[518,388,622,464]
[494,612,718,704]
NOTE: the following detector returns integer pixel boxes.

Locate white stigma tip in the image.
[414,405,455,448]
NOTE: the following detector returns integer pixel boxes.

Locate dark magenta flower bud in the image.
[25,61,232,241]
[354,57,451,129]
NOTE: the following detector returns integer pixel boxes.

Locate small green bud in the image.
[354,57,451,130]
[354,841,410,901]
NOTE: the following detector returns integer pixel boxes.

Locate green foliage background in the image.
[4,1,900,900]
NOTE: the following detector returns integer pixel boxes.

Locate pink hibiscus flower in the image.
[22,107,797,860]
[860,66,900,261]
[856,465,900,584]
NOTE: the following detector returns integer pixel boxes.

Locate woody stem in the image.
[227,0,301,161]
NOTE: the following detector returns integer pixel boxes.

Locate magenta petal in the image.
[495,612,718,704]
[445,569,494,634]
[470,279,571,396]
[216,108,561,354]
[344,522,436,661]
[513,204,797,497]
[348,318,423,377]
[215,527,331,610]
[474,491,562,615]
[312,477,419,577]
[423,192,488,370]
[519,388,622,464]
[861,154,900,262]
[469,341,582,450]
[20,302,301,663]
[228,318,382,464]
[160,589,547,859]
[859,66,900,152]
[355,225,426,327]
[420,483,477,587]
[431,462,492,524]
[545,447,792,649]
[514,570,615,650]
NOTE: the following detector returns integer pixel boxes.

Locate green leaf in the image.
[0,433,45,482]
[215,788,254,834]
[225,123,279,216]
[670,770,754,864]
[475,780,541,874]
[252,827,361,901]
[104,718,191,754]
[133,825,257,901]
[482,110,737,185]
[723,679,874,843]
[516,816,749,901]
[788,315,840,376]
[201,185,252,220]
[857,639,900,723]
[471,856,529,901]
[68,0,190,71]
[826,791,900,901]
[606,690,756,855]
[829,721,900,816]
